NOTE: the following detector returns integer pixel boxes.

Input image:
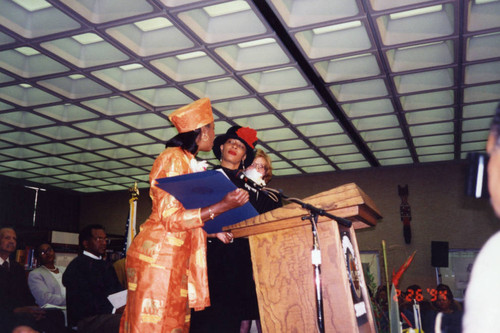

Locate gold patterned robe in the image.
[120,147,209,333]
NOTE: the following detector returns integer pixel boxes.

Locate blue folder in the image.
[155,170,258,234]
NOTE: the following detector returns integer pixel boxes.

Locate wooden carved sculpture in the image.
[398,185,411,244]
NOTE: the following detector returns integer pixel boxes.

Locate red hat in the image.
[213,125,258,168]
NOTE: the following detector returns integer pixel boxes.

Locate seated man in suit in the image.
[63,224,124,332]
[0,227,65,333]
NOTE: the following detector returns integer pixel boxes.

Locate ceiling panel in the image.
[0,0,499,193]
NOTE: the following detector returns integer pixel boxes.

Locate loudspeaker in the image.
[431,241,449,267]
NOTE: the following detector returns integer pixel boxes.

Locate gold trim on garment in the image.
[138,254,154,263]
[140,314,161,324]
[166,235,184,247]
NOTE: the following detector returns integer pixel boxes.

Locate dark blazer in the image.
[0,260,36,313]
[0,260,37,333]
[62,254,124,327]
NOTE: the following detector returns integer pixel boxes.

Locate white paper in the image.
[41,304,66,310]
[107,290,127,309]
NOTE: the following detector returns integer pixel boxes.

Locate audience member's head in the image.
[12,326,39,333]
[405,284,422,301]
[375,285,388,308]
[433,284,458,313]
[0,226,17,260]
[34,243,55,267]
[487,104,500,217]
[79,224,108,257]
[248,149,274,183]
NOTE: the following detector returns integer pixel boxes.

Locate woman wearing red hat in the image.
[191,126,281,333]
[120,99,249,333]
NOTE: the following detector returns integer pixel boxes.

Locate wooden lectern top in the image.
[224,183,382,238]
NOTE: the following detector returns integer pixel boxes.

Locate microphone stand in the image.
[264,188,351,333]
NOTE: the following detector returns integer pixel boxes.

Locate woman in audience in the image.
[432,284,462,333]
[28,243,66,308]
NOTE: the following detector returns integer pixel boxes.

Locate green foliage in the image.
[364,269,377,297]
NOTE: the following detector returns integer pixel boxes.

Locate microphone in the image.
[236,170,264,190]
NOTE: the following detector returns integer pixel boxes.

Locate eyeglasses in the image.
[40,247,53,255]
[250,163,267,171]
[93,236,111,245]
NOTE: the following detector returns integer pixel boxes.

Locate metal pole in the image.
[308,213,325,333]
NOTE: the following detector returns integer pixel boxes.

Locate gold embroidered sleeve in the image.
[149,148,203,232]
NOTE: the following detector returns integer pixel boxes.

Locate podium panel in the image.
[225,183,382,333]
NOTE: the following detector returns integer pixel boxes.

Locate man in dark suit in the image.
[63,224,124,333]
[0,227,65,333]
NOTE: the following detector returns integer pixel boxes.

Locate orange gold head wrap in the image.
[169,98,214,133]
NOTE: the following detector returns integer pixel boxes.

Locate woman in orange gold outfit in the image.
[119,98,249,333]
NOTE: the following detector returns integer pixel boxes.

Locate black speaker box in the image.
[431,241,449,267]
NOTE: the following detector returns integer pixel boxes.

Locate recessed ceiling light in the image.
[20,83,32,88]
[238,38,275,48]
[475,0,499,4]
[12,0,51,12]
[68,74,85,80]
[207,78,229,83]
[133,17,172,32]
[203,1,250,17]
[472,31,500,38]
[72,33,104,45]
[313,21,362,34]
[332,53,371,61]
[15,47,40,56]
[119,64,143,71]
[176,51,206,60]
[390,5,442,20]
[397,41,444,51]
[261,66,294,74]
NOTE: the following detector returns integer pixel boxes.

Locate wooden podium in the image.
[224,183,382,333]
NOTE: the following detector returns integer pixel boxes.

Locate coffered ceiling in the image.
[0,0,499,193]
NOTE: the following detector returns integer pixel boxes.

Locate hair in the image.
[375,285,388,306]
[79,224,105,248]
[34,242,52,259]
[433,283,460,312]
[165,126,206,154]
[406,284,421,293]
[404,284,422,301]
[0,226,15,239]
[435,284,454,302]
[254,149,274,183]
